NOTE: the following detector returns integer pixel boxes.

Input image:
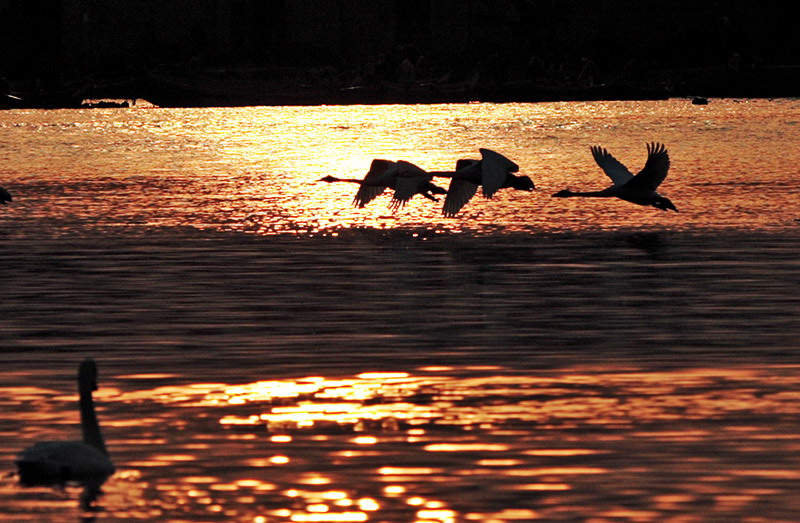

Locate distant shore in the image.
[3,63,799,110]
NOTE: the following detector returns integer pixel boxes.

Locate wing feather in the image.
[352,186,385,208]
[390,174,427,210]
[478,148,517,198]
[395,160,428,177]
[389,160,434,210]
[443,179,479,217]
[625,142,670,191]
[363,159,395,181]
[352,159,396,207]
[455,159,479,171]
[591,145,634,186]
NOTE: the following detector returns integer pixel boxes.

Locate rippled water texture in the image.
[2,365,799,522]
[1,99,799,235]
[1,100,799,521]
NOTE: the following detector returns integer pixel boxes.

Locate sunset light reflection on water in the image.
[2,99,800,237]
[1,99,800,521]
[4,366,800,521]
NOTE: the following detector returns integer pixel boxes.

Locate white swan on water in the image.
[16,359,115,483]
[552,142,678,211]
[320,159,447,211]
[429,148,534,217]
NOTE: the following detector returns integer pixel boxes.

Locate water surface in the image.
[2,99,799,236]
[1,100,799,522]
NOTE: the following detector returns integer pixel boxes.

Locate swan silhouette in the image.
[0,186,11,204]
[430,148,534,217]
[16,359,115,484]
[320,159,446,211]
[553,142,678,211]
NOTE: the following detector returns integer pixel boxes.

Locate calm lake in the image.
[1,99,799,521]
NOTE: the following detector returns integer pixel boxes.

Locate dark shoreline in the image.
[3,63,799,110]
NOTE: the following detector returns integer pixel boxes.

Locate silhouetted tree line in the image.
[1,0,799,98]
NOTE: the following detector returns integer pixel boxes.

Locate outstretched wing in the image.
[443,179,479,217]
[479,148,518,198]
[390,161,432,210]
[395,160,428,178]
[390,176,422,210]
[590,145,634,186]
[455,159,479,171]
[363,159,395,181]
[451,159,482,185]
[625,142,671,191]
[353,185,386,208]
[353,159,395,208]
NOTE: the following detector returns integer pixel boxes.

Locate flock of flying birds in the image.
[10,146,675,485]
[0,143,677,216]
[320,142,678,214]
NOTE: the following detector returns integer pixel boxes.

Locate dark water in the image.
[2,230,799,522]
[1,101,800,521]
[2,230,799,376]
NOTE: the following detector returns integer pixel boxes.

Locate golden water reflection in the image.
[3,99,800,239]
[3,365,790,521]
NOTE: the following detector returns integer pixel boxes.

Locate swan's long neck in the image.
[559,189,611,198]
[321,176,363,184]
[79,363,108,455]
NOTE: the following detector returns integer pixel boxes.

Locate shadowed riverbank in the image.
[4,63,800,109]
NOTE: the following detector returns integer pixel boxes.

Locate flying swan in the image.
[16,359,115,483]
[430,148,535,217]
[552,142,677,211]
[320,159,446,211]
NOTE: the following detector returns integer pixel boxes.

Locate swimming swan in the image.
[552,142,677,211]
[0,186,11,204]
[320,159,446,210]
[16,359,115,483]
[430,149,534,217]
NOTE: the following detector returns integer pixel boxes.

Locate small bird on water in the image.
[552,142,677,211]
[0,186,11,204]
[16,359,115,484]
